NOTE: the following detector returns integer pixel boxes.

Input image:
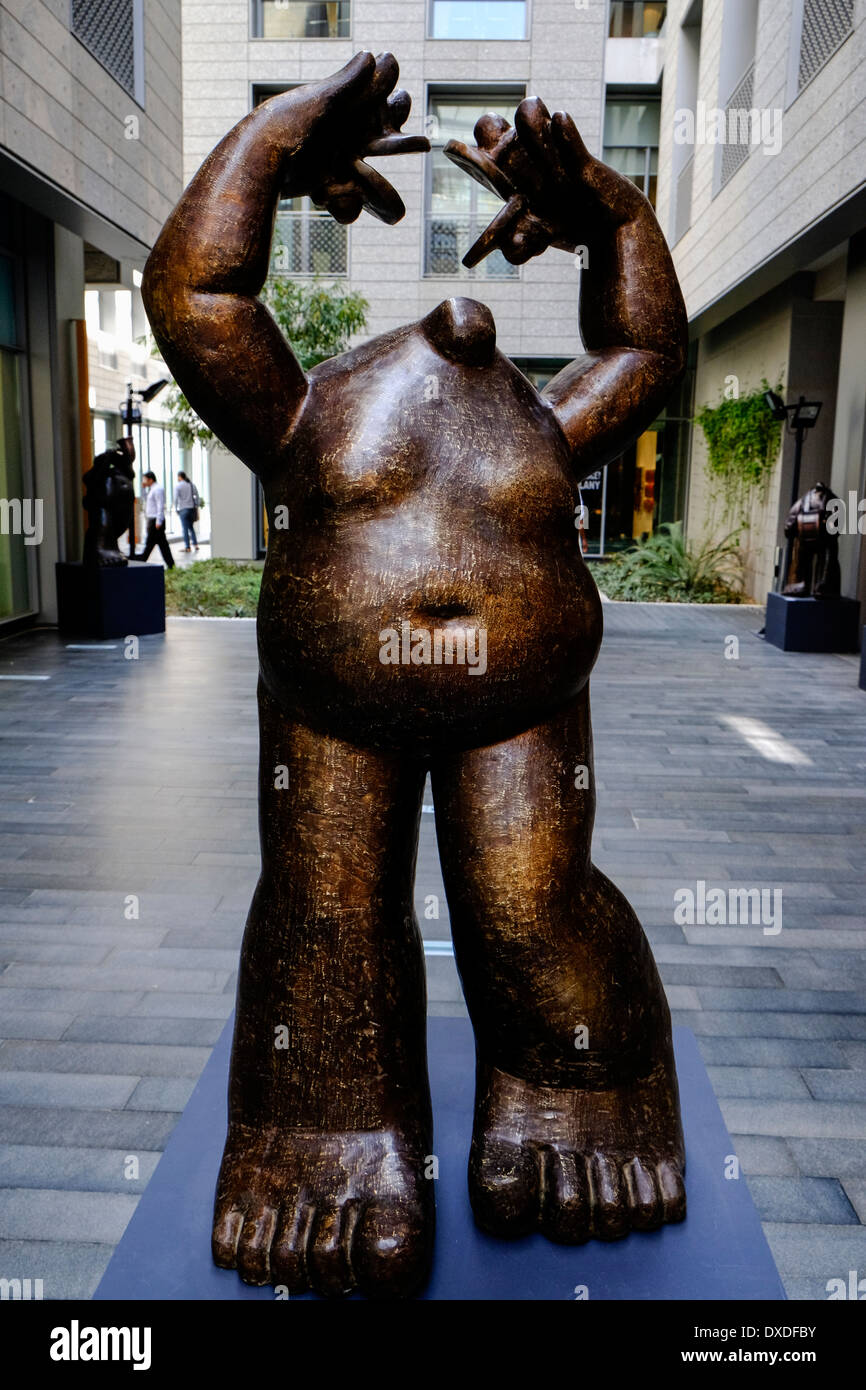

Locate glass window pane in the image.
[431,1,526,40]
[257,1,350,39]
[608,2,667,38]
[0,351,31,619]
[0,256,17,349]
[603,100,660,147]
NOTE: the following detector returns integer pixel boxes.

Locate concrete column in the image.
[829,233,866,602]
[208,446,258,559]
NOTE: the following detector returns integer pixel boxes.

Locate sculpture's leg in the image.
[432,686,685,1243]
[213,681,433,1297]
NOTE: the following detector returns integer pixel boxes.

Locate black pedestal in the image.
[765,592,860,653]
[860,627,866,691]
[95,1021,785,1302]
[56,562,165,638]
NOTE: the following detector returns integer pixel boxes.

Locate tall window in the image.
[253,86,348,276]
[603,98,659,208]
[252,1,350,38]
[70,0,143,103]
[429,1,527,39]
[425,88,524,279]
[716,0,758,191]
[608,2,667,36]
[670,0,702,243]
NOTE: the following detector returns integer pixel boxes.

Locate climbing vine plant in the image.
[695,378,785,520]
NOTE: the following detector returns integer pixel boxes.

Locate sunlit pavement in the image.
[0,604,864,1297]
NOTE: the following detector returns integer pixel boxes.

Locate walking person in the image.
[174,470,200,552]
[135,471,175,568]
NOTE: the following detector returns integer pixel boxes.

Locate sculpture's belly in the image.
[258,503,602,749]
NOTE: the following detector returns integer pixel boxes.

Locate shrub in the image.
[590,522,744,603]
[164,558,263,617]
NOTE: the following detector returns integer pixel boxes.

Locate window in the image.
[797,0,854,91]
[603,99,659,208]
[608,2,667,37]
[425,88,524,279]
[429,1,527,39]
[716,0,758,191]
[252,87,348,276]
[70,0,143,103]
[252,1,350,38]
[670,1,702,242]
[274,201,348,277]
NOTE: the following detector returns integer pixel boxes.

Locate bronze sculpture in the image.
[82,436,136,567]
[783,482,842,599]
[142,52,689,1299]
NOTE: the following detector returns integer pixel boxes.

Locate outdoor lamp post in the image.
[764,391,822,591]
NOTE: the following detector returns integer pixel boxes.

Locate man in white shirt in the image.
[135,471,176,568]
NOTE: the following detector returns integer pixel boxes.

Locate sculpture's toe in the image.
[271,1197,314,1293]
[307,1202,358,1297]
[657,1158,687,1224]
[624,1156,663,1231]
[469,1135,539,1238]
[235,1201,278,1284]
[539,1147,591,1244]
[211,1200,244,1268]
[353,1197,432,1300]
[589,1154,630,1240]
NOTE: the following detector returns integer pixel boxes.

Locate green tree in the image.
[158,272,368,448]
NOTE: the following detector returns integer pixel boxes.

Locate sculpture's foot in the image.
[213,1125,434,1298]
[469,1055,685,1243]
[95,547,128,567]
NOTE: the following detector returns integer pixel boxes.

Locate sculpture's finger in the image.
[514,96,553,157]
[365,133,430,157]
[500,209,550,265]
[311,174,365,223]
[369,51,400,102]
[386,88,412,129]
[325,189,365,224]
[474,112,511,150]
[350,158,406,224]
[551,110,593,176]
[443,139,516,202]
[461,196,524,268]
[320,51,378,110]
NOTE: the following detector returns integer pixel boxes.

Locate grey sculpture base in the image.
[94,1020,785,1302]
[56,562,165,639]
[765,591,860,653]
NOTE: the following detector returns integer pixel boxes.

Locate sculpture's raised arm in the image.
[142,52,428,476]
[445,99,688,478]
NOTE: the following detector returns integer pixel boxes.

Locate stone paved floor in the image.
[0,608,864,1300]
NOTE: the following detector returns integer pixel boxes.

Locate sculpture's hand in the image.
[277,52,429,225]
[444,98,647,267]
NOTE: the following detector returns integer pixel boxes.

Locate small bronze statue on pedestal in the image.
[143,53,689,1299]
[783,482,841,599]
[82,435,136,567]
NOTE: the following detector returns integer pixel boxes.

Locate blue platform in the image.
[95,1020,785,1301]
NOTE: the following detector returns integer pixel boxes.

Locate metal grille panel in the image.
[71,0,136,98]
[273,211,347,277]
[798,0,854,90]
[720,62,755,189]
